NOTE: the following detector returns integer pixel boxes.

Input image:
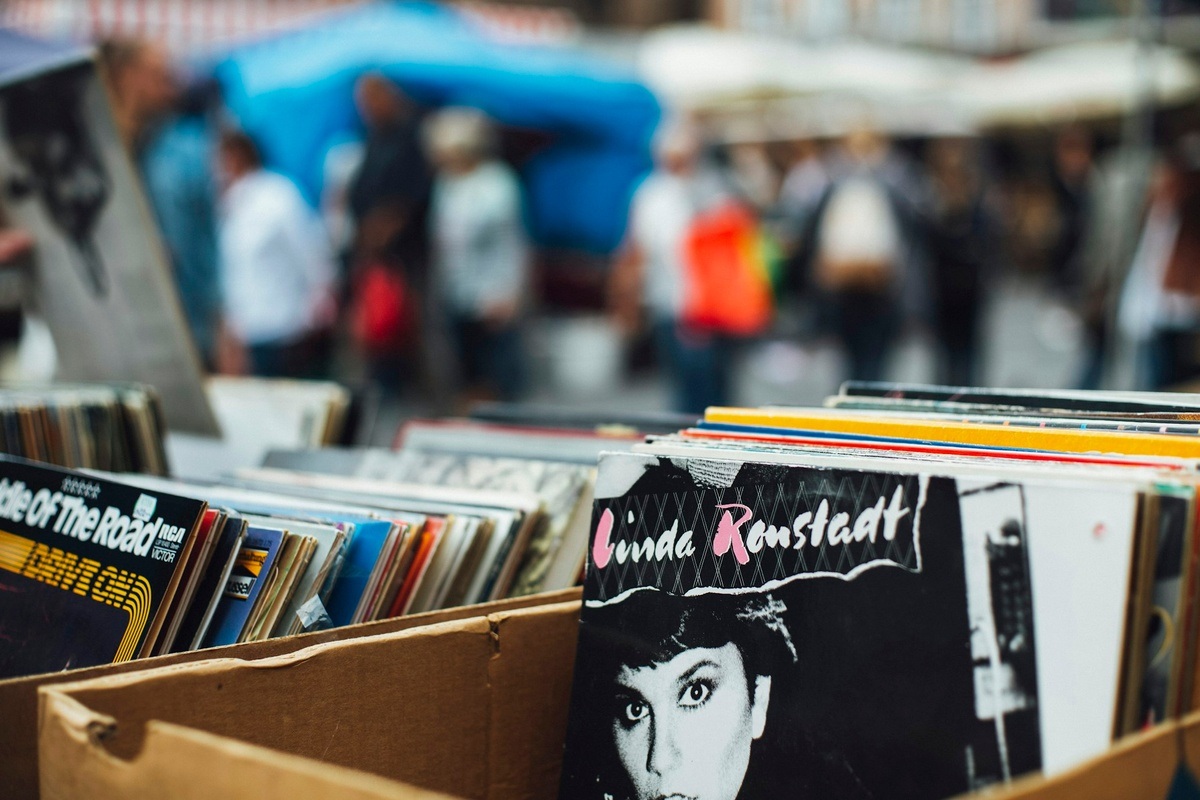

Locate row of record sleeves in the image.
[0,382,168,475]
[18,380,1200,800]
[0,377,358,481]
[0,415,647,680]
[557,382,1200,800]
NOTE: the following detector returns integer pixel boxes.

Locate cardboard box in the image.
[5,587,578,800]
[40,600,581,800]
[38,596,1195,800]
[961,720,1181,800]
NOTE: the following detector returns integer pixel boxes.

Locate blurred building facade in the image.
[710,0,1039,52]
[0,0,585,52]
[9,0,1200,50]
[708,0,1200,53]
[1,0,363,52]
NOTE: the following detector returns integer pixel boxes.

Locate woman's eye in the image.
[623,700,649,723]
[680,679,712,707]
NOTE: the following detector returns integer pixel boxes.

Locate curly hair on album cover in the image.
[561,589,872,800]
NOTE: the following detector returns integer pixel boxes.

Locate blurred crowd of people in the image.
[90,38,532,412]
[619,114,1200,410]
[616,117,1002,411]
[5,36,1200,415]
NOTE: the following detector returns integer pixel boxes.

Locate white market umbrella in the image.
[956,40,1200,129]
[638,24,975,138]
[638,25,824,108]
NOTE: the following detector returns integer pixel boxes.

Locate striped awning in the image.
[455,1,578,44]
[0,0,367,54]
[0,0,580,54]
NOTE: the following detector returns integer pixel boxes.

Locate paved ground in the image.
[513,275,1092,420]
[0,274,1080,448]
[0,274,1098,460]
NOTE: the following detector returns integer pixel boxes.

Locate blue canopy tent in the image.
[214,1,660,253]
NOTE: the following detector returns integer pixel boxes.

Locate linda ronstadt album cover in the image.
[558,453,1140,800]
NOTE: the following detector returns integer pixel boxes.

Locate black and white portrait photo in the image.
[0,44,216,434]
[563,588,874,800]
[560,453,1140,800]
[2,68,111,297]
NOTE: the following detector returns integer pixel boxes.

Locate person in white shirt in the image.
[424,107,530,403]
[610,118,733,413]
[215,131,337,377]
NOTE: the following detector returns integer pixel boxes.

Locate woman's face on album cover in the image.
[610,642,771,800]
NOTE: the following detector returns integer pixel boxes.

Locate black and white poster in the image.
[0,42,217,434]
[558,453,1139,800]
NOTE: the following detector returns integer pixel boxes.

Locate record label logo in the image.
[133,494,157,522]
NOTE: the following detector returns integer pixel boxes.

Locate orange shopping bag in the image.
[681,202,774,336]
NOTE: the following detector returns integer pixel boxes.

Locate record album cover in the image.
[559,453,1139,800]
[201,525,284,648]
[0,50,216,434]
[0,457,205,677]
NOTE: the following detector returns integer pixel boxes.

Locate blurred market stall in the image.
[2,0,658,254]
[638,24,1200,141]
[955,39,1200,129]
[213,2,657,254]
[638,24,975,139]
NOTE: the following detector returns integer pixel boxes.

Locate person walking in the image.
[214,131,337,378]
[424,108,530,406]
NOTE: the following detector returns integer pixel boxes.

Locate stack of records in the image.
[166,377,359,483]
[558,383,1200,800]
[0,382,167,474]
[0,414,652,679]
[261,417,648,599]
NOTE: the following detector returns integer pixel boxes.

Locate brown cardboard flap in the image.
[38,599,1193,800]
[42,616,498,797]
[40,689,453,800]
[485,603,579,799]
[40,601,583,800]
[951,723,1179,800]
[6,587,579,800]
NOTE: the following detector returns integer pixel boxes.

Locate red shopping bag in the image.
[349,261,416,354]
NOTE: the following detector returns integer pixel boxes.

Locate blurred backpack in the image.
[813,176,901,292]
[680,201,776,336]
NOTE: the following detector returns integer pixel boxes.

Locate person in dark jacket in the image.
[345,73,433,396]
[926,137,999,387]
[347,72,431,281]
[792,127,931,383]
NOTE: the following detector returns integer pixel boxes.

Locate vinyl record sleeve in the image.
[559,452,1142,800]
[201,525,284,648]
[392,516,447,617]
[0,59,217,434]
[173,512,246,652]
[150,507,224,655]
[0,456,205,678]
[323,519,394,627]
[705,407,1200,459]
[838,382,1200,416]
